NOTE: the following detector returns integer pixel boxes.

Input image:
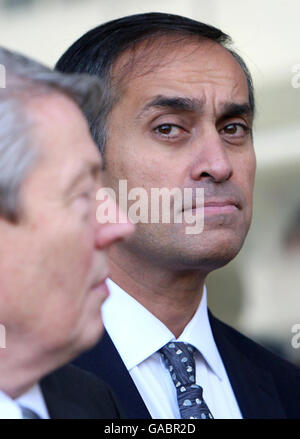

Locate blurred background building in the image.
[1,0,299,364]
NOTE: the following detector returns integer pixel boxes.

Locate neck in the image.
[108,247,207,338]
[0,336,41,398]
[0,330,74,399]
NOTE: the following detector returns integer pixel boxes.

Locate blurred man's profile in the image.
[0,47,134,419]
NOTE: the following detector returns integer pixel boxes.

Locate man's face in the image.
[103,39,256,272]
[0,93,133,359]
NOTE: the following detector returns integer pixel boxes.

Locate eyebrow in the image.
[218,102,253,122]
[136,95,253,121]
[65,162,102,195]
[137,95,204,119]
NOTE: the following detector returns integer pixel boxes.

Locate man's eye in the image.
[79,191,92,199]
[154,124,183,137]
[221,123,250,137]
[74,189,94,203]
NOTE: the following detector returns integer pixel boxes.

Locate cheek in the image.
[245,152,256,200]
[106,113,185,190]
[107,147,179,194]
[40,222,95,295]
[235,149,256,193]
[238,154,256,227]
[63,231,94,285]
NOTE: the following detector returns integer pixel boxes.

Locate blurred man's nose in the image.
[190,128,233,183]
[95,196,135,249]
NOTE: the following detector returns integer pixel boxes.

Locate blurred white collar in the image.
[0,384,49,419]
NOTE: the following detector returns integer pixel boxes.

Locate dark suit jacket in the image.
[73,312,300,419]
[40,364,124,419]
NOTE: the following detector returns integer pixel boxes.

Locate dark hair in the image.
[56,12,254,153]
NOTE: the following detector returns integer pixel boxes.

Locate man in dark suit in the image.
[56,12,300,419]
[0,47,134,419]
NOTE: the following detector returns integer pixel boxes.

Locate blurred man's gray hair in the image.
[0,47,103,222]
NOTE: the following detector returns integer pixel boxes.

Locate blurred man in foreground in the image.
[0,48,134,419]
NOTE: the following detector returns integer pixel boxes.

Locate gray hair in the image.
[0,47,103,222]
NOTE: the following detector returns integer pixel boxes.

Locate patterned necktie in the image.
[159,341,214,419]
[19,405,41,419]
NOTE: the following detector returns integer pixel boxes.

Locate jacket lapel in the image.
[73,331,151,419]
[43,315,286,419]
[209,312,286,418]
[40,371,91,418]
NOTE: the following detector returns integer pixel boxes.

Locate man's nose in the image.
[190,128,233,183]
[95,197,135,249]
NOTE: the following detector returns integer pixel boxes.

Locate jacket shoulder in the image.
[211,314,300,417]
[212,315,300,376]
[41,364,124,419]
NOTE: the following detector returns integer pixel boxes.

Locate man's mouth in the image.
[183,198,241,215]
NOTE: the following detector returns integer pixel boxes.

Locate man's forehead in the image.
[112,37,249,107]
[113,37,240,80]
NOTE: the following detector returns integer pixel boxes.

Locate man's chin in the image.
[59,320,104,364]
[172,254,238,273]
[170,236,246,272]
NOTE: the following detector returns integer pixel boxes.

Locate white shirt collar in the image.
[0,390,22,419]
[103,278,225,380]
[0,384,49,419]
[16,383,49,419]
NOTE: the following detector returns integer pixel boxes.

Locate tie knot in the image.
[160,341,195,356]
[159,342,197,386]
